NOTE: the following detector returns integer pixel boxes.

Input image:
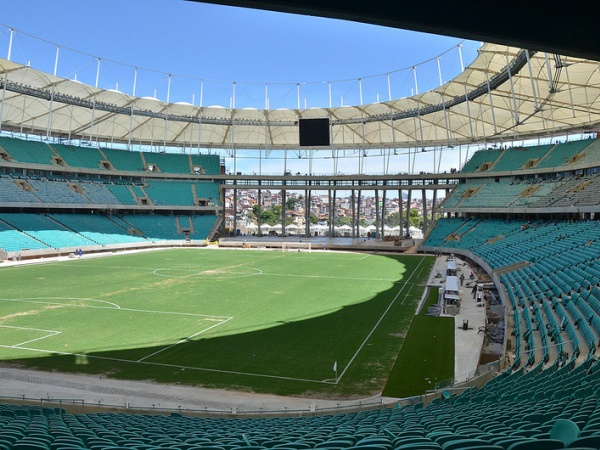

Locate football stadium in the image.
[1,1,600,449]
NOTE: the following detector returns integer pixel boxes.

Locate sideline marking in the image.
[334,256,427,384]
[0,344,333,385]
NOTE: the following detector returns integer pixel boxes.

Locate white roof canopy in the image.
[0,43,599,150]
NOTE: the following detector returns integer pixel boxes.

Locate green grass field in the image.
[382,315,455,398]
[0,248,440,397]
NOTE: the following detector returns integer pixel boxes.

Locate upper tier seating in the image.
[142,151,192,174]
[99,147,146,171]
[191,154,221,175]
[51,143,107,170]
[441,173,600,210]
[460,148,503,173]
[460,139,598,174]
[536,139,594,169]
[489,144,554,172]
[0,136,56,165]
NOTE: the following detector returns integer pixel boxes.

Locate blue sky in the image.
[0,0,482,176]
[0,0,479,109]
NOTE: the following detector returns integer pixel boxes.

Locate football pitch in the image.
[0,248,435,397]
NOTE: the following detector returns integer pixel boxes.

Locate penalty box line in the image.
[136,316,233,362]
[0,325,61,348]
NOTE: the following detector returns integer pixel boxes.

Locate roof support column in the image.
[464,85,474,141]
[127,105,133,150]
[351,189,356,239]
[132,67,138,97]
[89,96,96,144]
[233,187,237,237]
[405,190,412,238]
[95,58,101,88]
[197,112,202,152]
[0,71,8,132]
[331,189,337,237]
[506,53,520,126]
[375,189,380,239]
[164,74,171,151]
[67,104,73,141]
[53,46,60,76]
[328,189,333,236]
[257,186,262,236]
[525,50,539,111]
[382,188,387,238]
[432,189,438,224]
[356,190,362,237]
[413,66,425,147]
[7,28,13,61]
[305,188,310,238]
[281,188,286,235]
[422,189,428,235]
[46,86,55,139]
[485,72,498,134]
[564,64,576,118]
[398,188,403,236]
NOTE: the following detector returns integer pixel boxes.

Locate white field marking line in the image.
[259,273,399,283]
[400,284,415,305]
[0,296,121,309]
[359,254,372,261]
[334,256,427,384]
[0,298,231,320]
[151,267,262,279]
[48,263,166,271]
[137,317,233,362]
[0,345,333,385]
[0,325,61,348]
